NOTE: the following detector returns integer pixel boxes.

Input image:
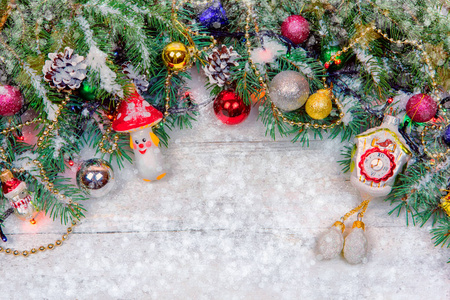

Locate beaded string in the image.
[321,24,448,160]
[0,94,83,256]
[420,124,450,161]
[0,0,14,32]
[242,3,345,129]
[160,0,218,123]
[341,199,371,223]
[0,219,78,257]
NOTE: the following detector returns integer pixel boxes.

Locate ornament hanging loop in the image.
[356,212,363,222]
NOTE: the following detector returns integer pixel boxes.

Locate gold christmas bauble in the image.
[305,88,333,120]
[162,42,190,71]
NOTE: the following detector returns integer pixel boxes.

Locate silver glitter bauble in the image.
[76,159,115,198]
[343,227,368,264]
[317,226,344,260]
[268,70,310,112]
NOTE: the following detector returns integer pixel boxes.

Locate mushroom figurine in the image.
[112,90,166,182]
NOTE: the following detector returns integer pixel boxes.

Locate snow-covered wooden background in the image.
[1,105,449,299]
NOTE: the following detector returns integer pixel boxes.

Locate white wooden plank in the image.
[1,106,449,299]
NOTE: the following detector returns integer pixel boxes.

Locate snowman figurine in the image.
[1,169,38,223]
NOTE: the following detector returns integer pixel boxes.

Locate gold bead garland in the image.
[420,124,450,161]
[36,98,67,148]
[0,219,78,257]
[0,94,83,256]
[322,24,449,161]
[161,0,218,122]
[0,162,81,257]
[1,0,448,257]
[99,127,120,154]
[163,72,174,123]
[242,4,345,129]
[322,24,444,106]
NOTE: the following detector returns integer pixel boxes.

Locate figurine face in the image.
[129,128,159,157]
[134,137,153,155]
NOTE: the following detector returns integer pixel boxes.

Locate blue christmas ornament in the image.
[0,226,6,242]
[443,125,450,146]
[197,1,228,30]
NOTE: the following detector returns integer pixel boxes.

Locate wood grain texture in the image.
[0,109,449,299]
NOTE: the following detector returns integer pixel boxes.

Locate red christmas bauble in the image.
[281,15,310,45]
[406,93,437,123]
[213,90,251,125]
[0,85,24,116]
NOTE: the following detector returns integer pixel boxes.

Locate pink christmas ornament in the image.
[406,93,437,123]
[0,85,24,116]
[280,15,310,45]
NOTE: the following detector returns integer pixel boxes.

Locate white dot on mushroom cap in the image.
[117,113,121,119]
[143,112,150,117]
[143,102,150,107]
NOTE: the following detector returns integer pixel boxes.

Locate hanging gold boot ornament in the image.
[317,114,412,264]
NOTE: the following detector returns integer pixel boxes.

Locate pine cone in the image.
[122,63,149,94]
[203,45,239,87]
[43,47,87,92]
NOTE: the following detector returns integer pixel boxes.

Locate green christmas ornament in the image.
[79,81,96,101]
[320,45,345,71]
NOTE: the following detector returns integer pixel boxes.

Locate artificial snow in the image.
[338,94,357,125]
[185,68,213,105]
[51,135,66,159]
[250,37,286,69]
[77,15,123,97]
[354,48,381,84]
[12,151,39,176]
[23,64,58,120]
[390,90,412,120]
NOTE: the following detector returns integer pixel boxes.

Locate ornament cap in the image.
[382,115,400,126]
[352,220,365,231]
[332,221,345,232]
[0,169,14,183]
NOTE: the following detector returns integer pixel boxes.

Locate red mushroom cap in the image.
[112,91,163,133]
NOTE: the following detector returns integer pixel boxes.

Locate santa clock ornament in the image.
[350,115,412,197]
[112,90,166,182]
[1,169,38,223]
[317,115,412,264]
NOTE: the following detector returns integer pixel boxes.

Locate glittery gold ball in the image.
[305,88,333,120]
[162,42,190,71]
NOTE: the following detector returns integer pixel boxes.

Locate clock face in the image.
[358,147,396,183]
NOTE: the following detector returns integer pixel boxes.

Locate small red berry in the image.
[335,59,342,65]
[68,160,74,166]
[387,97,394,104]
[324,62,330,69]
